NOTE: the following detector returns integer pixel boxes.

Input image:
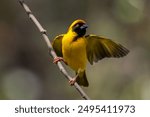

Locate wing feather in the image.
[52,34,64,57]
[85,35,129,64]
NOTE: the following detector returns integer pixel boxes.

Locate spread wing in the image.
[85,35,129,65]
[52,34,64,57]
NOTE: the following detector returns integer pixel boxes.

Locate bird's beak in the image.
[80,24,88,30]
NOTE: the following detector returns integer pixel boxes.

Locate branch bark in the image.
[18,0,90,100]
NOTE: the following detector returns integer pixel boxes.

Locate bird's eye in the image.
[74,24,80,28]
[73,24,80,31]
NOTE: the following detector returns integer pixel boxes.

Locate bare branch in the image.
[18,0,90,100]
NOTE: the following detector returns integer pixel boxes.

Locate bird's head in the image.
[68,19,88,37]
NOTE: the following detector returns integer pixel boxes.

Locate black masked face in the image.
[73,23,88,37]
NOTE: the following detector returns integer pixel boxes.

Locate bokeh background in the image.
[0,0,150,100]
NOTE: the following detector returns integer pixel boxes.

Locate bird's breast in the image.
[62,36,87,71]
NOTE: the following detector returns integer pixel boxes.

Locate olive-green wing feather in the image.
[85,35,129,65]
[52,34,64,57]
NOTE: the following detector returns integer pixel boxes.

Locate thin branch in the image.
[18,0,90,100]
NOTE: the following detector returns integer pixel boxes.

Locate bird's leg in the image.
[69,74,79,86]
[53,57,67,64]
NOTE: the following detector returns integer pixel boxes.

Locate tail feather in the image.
[76,71,89,87]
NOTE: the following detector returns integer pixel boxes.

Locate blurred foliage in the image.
[0,0,150,100]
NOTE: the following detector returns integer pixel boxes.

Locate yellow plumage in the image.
[52,19,129,87]
[62,34,87,72]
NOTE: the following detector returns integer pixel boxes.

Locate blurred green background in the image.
[0,0,150,100]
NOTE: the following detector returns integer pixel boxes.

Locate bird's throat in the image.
[72,36,79,42]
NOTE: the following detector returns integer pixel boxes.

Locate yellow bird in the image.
[52,19,129,87]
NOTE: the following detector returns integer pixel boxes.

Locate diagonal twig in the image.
[18,0,90,100]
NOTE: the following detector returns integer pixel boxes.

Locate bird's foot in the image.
[69,78,76,86]
[53,57,64,64]
[69,75,78,86]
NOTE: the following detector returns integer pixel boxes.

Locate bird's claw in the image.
[53,57,64,64]
[69,78,77,86]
